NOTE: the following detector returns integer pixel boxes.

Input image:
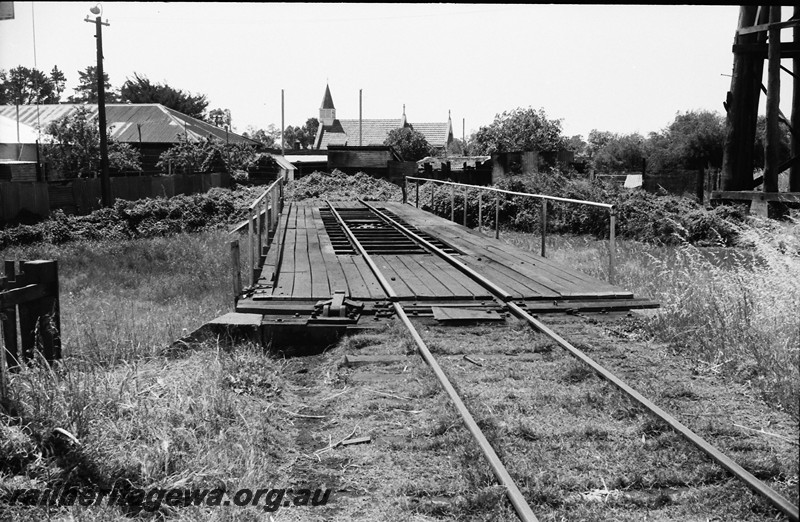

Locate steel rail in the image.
[325,200,540,522]
[358,199,800,522]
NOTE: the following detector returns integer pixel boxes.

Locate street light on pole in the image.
[85,4,111,207]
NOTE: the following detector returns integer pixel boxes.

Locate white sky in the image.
[0,3,794,139]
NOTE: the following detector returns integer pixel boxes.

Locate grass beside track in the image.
[501,218,800,425]
[0,221,797,520]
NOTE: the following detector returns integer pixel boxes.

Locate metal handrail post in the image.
[540,198,547,257]
[478,190,483,231]
[463,185,468,226]
[609,208,617,284]
[450,184,455,222]
[495,192,500,239]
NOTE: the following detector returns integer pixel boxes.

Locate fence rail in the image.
[405,176,618,283]
[229,175,286,300]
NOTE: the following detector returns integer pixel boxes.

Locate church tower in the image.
[320,84,336,126]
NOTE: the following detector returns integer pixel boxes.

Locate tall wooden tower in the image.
[715,6,800,214]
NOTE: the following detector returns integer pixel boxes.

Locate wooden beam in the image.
[765,5,782,193]
[792,6,800,192]
[722,6,768,191]
[732,41,800,59]
[711,190,800,203]
[737,18,800,36]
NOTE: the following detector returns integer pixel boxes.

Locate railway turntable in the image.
[231,200,657,349]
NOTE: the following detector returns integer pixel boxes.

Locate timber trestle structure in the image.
[716,5,800,211]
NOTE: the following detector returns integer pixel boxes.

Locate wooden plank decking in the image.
[242,200,643,308]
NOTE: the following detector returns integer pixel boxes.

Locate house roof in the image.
[266,154,297,171]
[0,114,40,143]
[316,119,452,150]
[0,104,258,146]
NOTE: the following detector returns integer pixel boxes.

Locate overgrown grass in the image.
[502,218,800,422]
[1,230,236,365]
[0,230,297,520]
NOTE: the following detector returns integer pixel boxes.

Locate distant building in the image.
[0,103,259,176]
[313,84,453,153]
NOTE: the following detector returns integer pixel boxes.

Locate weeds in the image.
[504,216,800,422]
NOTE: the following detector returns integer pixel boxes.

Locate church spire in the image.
[320,84,336,126]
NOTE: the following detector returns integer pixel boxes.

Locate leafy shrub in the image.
[416,170,748,246]
[287,170,403,202]
[0,186,264,250]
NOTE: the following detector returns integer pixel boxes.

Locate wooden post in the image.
[792,5,800,192]
[402,177,408,204]
[721,6,769,191]
[764,5,782,194]
[248,213,256,286]
[266,196,273,247]
[540,199,547,258]
[463,185,468,226]
[415,181,419,208]
[609,208,617,284]
[431,183,435,211]
[21,260,60,363]
[494,192,500,239]
[258,205,266,258]
[251,215,259,285]
[1,261,18,369]
[450,184,455,222]
[231,240,242,307]
[478,191,483,231]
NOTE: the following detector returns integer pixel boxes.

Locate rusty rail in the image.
[360,198,799,522]
[326,199,540,522]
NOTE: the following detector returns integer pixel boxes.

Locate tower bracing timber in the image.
[715,6,800,215]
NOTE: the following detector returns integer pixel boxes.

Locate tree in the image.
[120,73,208,120]
[243,124,280,149]
[303,117,319,145]
[645,110,726,172]
[384,127,433,161]
[590,132,645,173]
[209,108,232,128]
[472,107,566,155]
[0,66,59,105]
[69,65,117,103]
[156,135,257,174]
[50,66,67,101]
[44,106,142,178]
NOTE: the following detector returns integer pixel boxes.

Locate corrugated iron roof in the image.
[0,104,258,146]
[267,154,297,171]
[316,118,452,150]
[0,114,40,142]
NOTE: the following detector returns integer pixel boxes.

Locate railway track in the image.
[321,198,800,522]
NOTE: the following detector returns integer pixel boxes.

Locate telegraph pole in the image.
[85,6,111,207]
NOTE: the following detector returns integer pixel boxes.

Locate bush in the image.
[416,170,749,246]
[0,186,264,250]
[287,170,403,202]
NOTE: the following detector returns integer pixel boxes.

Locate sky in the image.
[0,3,793,140]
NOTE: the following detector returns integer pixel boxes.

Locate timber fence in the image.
[1,172,231,223]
